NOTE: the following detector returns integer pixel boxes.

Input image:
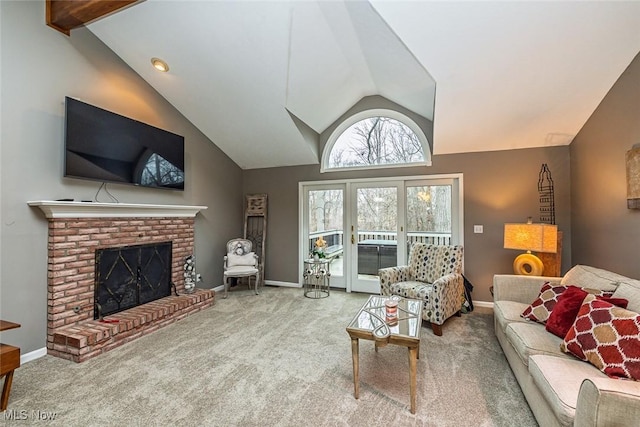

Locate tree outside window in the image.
[328,117,425,169]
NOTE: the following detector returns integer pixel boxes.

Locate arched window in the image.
[322,109,431,172]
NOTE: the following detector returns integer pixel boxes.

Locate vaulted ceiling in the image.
[75,1,640,170]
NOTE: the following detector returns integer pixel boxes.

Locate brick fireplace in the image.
[29,201,214,362]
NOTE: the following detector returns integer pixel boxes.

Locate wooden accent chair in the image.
[223,238,260,298]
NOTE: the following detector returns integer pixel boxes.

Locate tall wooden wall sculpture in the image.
[244,194,267,284]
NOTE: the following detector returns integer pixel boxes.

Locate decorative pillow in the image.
[521,283,568,323]
[521,283,613,324]
[545,286,628,338]
[562,294,640,381]
[227,252,256,267]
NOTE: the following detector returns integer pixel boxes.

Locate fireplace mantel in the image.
[28,200,207,218]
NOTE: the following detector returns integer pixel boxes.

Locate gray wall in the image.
[0,1,242,354]
[570,51,640,278]
[243,145,571,303]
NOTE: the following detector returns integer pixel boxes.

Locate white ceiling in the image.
[88,0,640,170]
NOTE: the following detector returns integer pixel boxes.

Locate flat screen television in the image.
[64,97,185,190]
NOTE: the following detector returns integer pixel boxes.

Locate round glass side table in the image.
[303,259,331,298]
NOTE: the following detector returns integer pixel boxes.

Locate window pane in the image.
[406,185,452,246]
[329,117,425,169]
[308,190,344,278]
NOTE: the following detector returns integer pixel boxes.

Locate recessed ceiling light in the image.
[151,57,169,72]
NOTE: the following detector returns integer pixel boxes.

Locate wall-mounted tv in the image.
[64,97,185,190]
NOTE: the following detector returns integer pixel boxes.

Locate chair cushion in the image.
[409,244,463,284]
[224,265,258,275]
[227,252,256,267]
[388,281,433,300]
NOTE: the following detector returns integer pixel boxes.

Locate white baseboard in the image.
[210,280,301,294]
[264,280,300,288]
[474,300,494,309]
[21,347,47,364]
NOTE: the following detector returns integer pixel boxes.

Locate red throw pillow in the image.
[562,295,640,381]
[545,286,628,338]
[521,283,614,324]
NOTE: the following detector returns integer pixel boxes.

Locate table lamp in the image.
[504,218,558,275]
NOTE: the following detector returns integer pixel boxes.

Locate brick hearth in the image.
[29,202,213,362]
[51,289,213,362]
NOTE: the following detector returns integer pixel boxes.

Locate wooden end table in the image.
[346,295,422,413]
[1,320,21,411]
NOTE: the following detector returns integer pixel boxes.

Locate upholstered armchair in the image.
[223,238,260,298]
[379,243,464,336]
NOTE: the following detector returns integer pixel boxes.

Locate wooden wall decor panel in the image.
[46,0,138,36]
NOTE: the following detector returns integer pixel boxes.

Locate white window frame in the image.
[299,173,463,291]
[321,109,432,173]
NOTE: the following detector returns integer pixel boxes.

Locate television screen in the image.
[64,97,185,190]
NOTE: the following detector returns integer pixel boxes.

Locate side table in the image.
[303,259,330,298]
[1,320,21,411]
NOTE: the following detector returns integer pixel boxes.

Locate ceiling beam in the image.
[46,0,139,36]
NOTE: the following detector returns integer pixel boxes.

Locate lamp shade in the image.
[503,223,558,254]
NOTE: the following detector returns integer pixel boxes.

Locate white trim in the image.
[300,173,462,186]
[21,347,47,364]
[264,280,300,288]
[27,201,207,218]
[210,281,301,295]
[474,300,494,309]
[300,173,464,291]
[321,109,432,173]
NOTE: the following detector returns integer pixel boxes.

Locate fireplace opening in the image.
[95,241,172,319]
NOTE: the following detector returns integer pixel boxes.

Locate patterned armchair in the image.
[379,243,464,336]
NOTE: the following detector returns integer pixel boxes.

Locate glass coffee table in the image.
[346,295,423,414]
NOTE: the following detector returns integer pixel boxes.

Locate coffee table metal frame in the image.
[345,295,422,414]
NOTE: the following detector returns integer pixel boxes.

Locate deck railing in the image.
[308,230,451,252]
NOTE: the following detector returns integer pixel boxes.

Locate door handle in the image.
[351,235,355,244]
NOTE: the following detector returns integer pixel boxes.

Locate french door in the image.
[300,175,462,293]
[350,182,402,293]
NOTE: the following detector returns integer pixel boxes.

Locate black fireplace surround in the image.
[94,242,172,319]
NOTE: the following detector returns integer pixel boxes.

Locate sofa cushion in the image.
[505,322,572,367]
[494,300,529,333]
[561,265,624,292]
[613,282,640,314]
[562,295,640,380]
[545,286,629,339]
[529,355,608,426]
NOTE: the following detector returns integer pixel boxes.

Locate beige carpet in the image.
[4,287,536,426]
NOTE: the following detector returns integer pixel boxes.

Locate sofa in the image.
[379,243,464,335]
[493,265,640,426]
